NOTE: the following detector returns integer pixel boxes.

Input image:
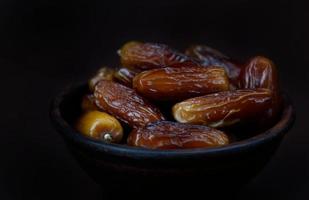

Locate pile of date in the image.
[76,41,282,150]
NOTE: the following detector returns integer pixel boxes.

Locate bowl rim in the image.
[50,83,295,160]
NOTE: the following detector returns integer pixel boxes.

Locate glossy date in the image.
[240,56,279,91]
[240,56,282,123]
[133,66,229,101]
[186,45,242,86]
[119,41,199,70]
[94,80,165,128]
[76,110,123,143]
[173,89,272,128]
[127,121,229,149]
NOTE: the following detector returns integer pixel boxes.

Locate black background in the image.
[0,0,308,199]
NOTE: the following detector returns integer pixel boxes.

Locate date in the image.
[172,89,272,128]
[133,66,229,101]
[114,67,139,87]
[186,45,242,86]
[119,41,200,70]
[127,121,229,149]
[94,80,165,128]
[240,56,279,91]
[240,56,282,124]
[76,110,123,143]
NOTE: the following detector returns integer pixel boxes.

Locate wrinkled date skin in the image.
[119,41,200,70]
[240,56,282,123]
[133,66,230,101]
[186,45,242,86]
[173,89,272,128]
[94,80,165,128]
[114,67,139,87]
[127,121,229,149]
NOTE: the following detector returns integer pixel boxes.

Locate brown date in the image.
[173,89,272,128]
[186,45,242,86]
[133,66,229,101]
[89,67,115,91]
[114,67,139,87]
[119,41,200,70]
[127,121,229,149]
[94,80,165,128]
[240,56,282,123]
[241,56,279,91]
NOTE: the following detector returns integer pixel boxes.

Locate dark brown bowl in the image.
[50,83,295,198]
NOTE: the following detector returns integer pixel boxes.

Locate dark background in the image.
[0,0,308,199]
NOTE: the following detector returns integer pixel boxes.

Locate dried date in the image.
[94,80,165,128]
[119,41,199,70]
[240,56,279,91]
[76,110,123,143]
[173,89,272,128]
[133,66,229,101]
[240,56,282,124]
[127,121,229,149]
[186,45,242,86]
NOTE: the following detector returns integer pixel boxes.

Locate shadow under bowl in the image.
[50,83,295,198]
